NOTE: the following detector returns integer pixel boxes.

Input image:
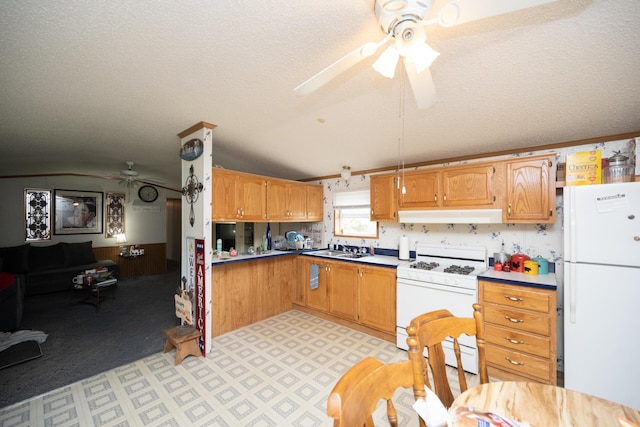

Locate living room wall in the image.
[0,175,174,248]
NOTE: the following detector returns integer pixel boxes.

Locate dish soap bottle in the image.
[262,233,268,252]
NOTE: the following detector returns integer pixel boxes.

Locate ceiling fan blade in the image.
[404,59,437,110]
[294,35,391,96]
[435,0,559,27]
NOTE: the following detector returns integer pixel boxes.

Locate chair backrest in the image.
[406,303,488,410]
[327,357,416,427]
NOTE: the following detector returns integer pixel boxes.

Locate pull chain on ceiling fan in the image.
[294,0,559,109]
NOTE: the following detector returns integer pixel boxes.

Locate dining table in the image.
[450,381,640,426]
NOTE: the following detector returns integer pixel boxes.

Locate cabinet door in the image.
[358,266,396,333]
[287,182,308,221]
[328,261,358,321]
[398,170,440,208]
[266,179,289,220]
[441,164,497,207]
[267,179,307,221]
[304,259,329,311]
[370,174,397,221]
[306,184,324,221]
[212,169,238,221]
[505,154,555,223]
[238,175,266,221]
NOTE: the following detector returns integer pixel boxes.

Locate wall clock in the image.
[138,185,158,203]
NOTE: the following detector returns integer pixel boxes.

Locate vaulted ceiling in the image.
[1,0,639,191]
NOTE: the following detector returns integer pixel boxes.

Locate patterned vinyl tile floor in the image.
[0,310,478,426]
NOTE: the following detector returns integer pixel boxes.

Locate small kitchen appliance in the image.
[396,243,487,374]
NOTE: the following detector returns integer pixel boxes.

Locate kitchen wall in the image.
[0,175,179,248]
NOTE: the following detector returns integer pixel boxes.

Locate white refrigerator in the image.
[563,181,640,410]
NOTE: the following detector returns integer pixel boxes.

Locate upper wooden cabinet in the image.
[441,163,500,208]
[504,154,556,223]
[266,179,308,221]
[370,174,397,222]
[212,168,266,221]
[398,170,440,209]
[212,168,323,222]
[369,154,555,224]
[306,184,324,222]
[397,162,499,210]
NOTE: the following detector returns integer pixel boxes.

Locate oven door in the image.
[396,277,478,373]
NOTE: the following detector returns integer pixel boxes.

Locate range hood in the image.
[397,209,503,224]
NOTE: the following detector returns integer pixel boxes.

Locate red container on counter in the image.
[510,254,530,273]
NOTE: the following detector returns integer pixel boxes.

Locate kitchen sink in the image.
[312,250,342,257]
[312,250,368,259]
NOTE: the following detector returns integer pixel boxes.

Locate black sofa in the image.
[0,242,119,331]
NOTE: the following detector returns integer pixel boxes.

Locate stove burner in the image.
[443,265,475,275]
[410,261,440,270]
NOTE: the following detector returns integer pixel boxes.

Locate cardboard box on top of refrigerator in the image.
[565,150,602,185]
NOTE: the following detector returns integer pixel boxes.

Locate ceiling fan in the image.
[115,161,166,191]
[294,0,558,109]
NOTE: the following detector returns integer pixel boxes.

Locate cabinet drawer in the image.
[485,324,550,358]
[484,306,551,336]
[486,346,551,382]
[482,283,552,313]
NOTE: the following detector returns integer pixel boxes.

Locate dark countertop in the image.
[478,269,557,290]
[211,248,404,269]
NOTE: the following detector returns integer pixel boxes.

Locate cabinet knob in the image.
[504,295,523,302]
[508,204,512,216]
[434,193,438,203]
[505,337,525,345]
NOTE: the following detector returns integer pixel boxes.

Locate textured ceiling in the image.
[1,0,639,191]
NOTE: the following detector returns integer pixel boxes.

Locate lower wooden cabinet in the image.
[211,256,294,337]
[299,257,396,336]
[479,280,557,385]
[358,265,396,333]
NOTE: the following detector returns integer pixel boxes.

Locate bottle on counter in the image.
[266,223,272,250]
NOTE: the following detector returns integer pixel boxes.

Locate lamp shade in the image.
[115,233,127,244]
[373,45,400,78]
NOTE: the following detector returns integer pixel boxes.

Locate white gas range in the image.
[396,243,487,374]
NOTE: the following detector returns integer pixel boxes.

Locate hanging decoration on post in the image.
[175,276,194,326]
[181,165,204,227]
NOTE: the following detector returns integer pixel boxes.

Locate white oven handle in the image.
[397,279,476,296]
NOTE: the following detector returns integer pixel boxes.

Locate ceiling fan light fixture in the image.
[381,0,409,13]
[412,43,440,73]
[373,45,400,78]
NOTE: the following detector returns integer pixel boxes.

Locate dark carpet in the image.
[0,261,180,409]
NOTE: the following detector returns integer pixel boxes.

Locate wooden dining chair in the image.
[406,303,489,412]
[327,356,416,426]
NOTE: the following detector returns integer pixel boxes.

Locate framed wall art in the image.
[54,189,103,235]
[105,193,125,238]
[25,188,52,241]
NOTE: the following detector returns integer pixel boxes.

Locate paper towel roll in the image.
[399,236,409,260]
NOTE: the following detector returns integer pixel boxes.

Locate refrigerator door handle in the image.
[568,263,577,323]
